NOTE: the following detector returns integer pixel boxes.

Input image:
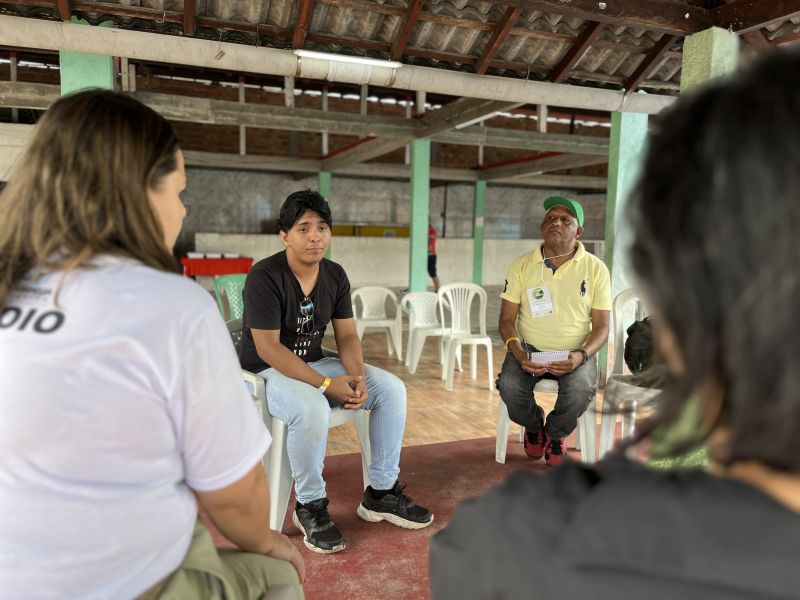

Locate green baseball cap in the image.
[543,196,584,227]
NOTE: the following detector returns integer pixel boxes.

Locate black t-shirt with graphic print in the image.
[240,251,353,372]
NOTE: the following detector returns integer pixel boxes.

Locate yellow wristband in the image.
[318,377,332,393]
[504,336,520,350]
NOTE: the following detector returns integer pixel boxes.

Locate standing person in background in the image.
[428,222,441,291]
[431,50,800,600]
[0,90,304,599]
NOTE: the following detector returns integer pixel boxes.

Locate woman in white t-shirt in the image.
[0,90,304,598]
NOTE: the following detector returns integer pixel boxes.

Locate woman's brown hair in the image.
[0,89,180,309]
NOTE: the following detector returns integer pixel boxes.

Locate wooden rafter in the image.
[390,0,424,61]
[741,30,772,49]
[476,7,521,75]
[55,0,71,20]
[624,34,675,92]
[183,0,196,36]
[550,21,603,84]
[714,0,800,34]
[293,0,316,49]
[717,0,780,46]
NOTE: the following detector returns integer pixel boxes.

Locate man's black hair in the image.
[278,190,333,233]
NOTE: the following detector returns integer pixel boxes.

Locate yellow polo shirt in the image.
[500,242,611,351]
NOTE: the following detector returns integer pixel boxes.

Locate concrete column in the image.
[599,110,648,377]
[604,111,649,299]
[319,170,333,259]
[10,52,18,122]
[408,139,430,292]
[472,180,486,284]
[238,75,246,156]
[59,18,115,95]
[680,27,739,93]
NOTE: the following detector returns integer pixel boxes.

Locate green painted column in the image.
[408,139,430,292]
[680,27,739,93]
[600,110,649,380]
[319,170,333,259]
[59,18,115,95]
[604,111,649,298]
[472,180,486,284]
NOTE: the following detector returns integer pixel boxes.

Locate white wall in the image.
[195,233,588,288]
[0,123,33,180]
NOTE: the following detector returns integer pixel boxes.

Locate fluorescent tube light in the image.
[294,49,402,69]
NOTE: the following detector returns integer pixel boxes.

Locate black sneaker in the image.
[357,482,434,529]
[292,498,346,554]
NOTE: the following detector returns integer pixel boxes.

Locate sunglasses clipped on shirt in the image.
[299,297,315,335]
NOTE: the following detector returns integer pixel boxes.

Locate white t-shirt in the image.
[0,255,271,599]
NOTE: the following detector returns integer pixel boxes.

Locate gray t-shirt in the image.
[431,455,800,599]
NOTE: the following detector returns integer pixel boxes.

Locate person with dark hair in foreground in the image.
[240,190,433,554]
[0,91,304,597]
[430,51,800,600]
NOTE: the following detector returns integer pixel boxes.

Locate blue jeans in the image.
[496,344,597,439]
[259,357,406,505]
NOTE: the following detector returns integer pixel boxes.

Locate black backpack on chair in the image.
[624,318,654,375]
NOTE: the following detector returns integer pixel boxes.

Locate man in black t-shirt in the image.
[242,190,433,554]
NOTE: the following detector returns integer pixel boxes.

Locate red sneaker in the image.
[544,433,566,466]
[523,427,546,459]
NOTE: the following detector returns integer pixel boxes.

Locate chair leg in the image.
[445,339,459,391]
[385,328,394,357]
[578,401,597,463]
[495,397,511,464]
[599,408,618,459]
[485,342,494,391]
[470,345,477,380]
[409,332,426,375]
[356,321,366,340]
[354,411,372,489]
[269,419,293,532]
[391,322,403,361]
[405,330,414,367]
[621,401,637,439]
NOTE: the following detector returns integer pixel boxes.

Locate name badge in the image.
[527,285,554,318]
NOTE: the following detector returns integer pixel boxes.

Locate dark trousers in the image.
[496,345,597,439]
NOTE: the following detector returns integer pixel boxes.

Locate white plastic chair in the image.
[352,286,403,361]
[400,291,446,374]
[495,379,597,463]
[227,319,372,532]
[598,288,647,458]
[437,283,493,391]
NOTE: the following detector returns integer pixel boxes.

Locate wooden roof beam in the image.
[550,21,604,84]
[714,0,800,34]
[55,0,71,21]
[624,34,675,92]
[481,152,607,180]
[476,6,522,75]
[293,0,316,49]
[391,0,424,61]
[183,0,196,36]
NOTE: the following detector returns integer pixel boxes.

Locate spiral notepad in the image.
[527,350,569,364]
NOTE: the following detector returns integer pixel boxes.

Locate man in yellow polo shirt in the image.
[497,196,610,465]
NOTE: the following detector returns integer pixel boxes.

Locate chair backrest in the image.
[214,274,247,321]
[226,318,244,354]
[351,286,399,320]
[611,288,646,375]
[438,283,487,336]
[400,291,440,329]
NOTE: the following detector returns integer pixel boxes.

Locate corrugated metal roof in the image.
[4,0,800,96]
